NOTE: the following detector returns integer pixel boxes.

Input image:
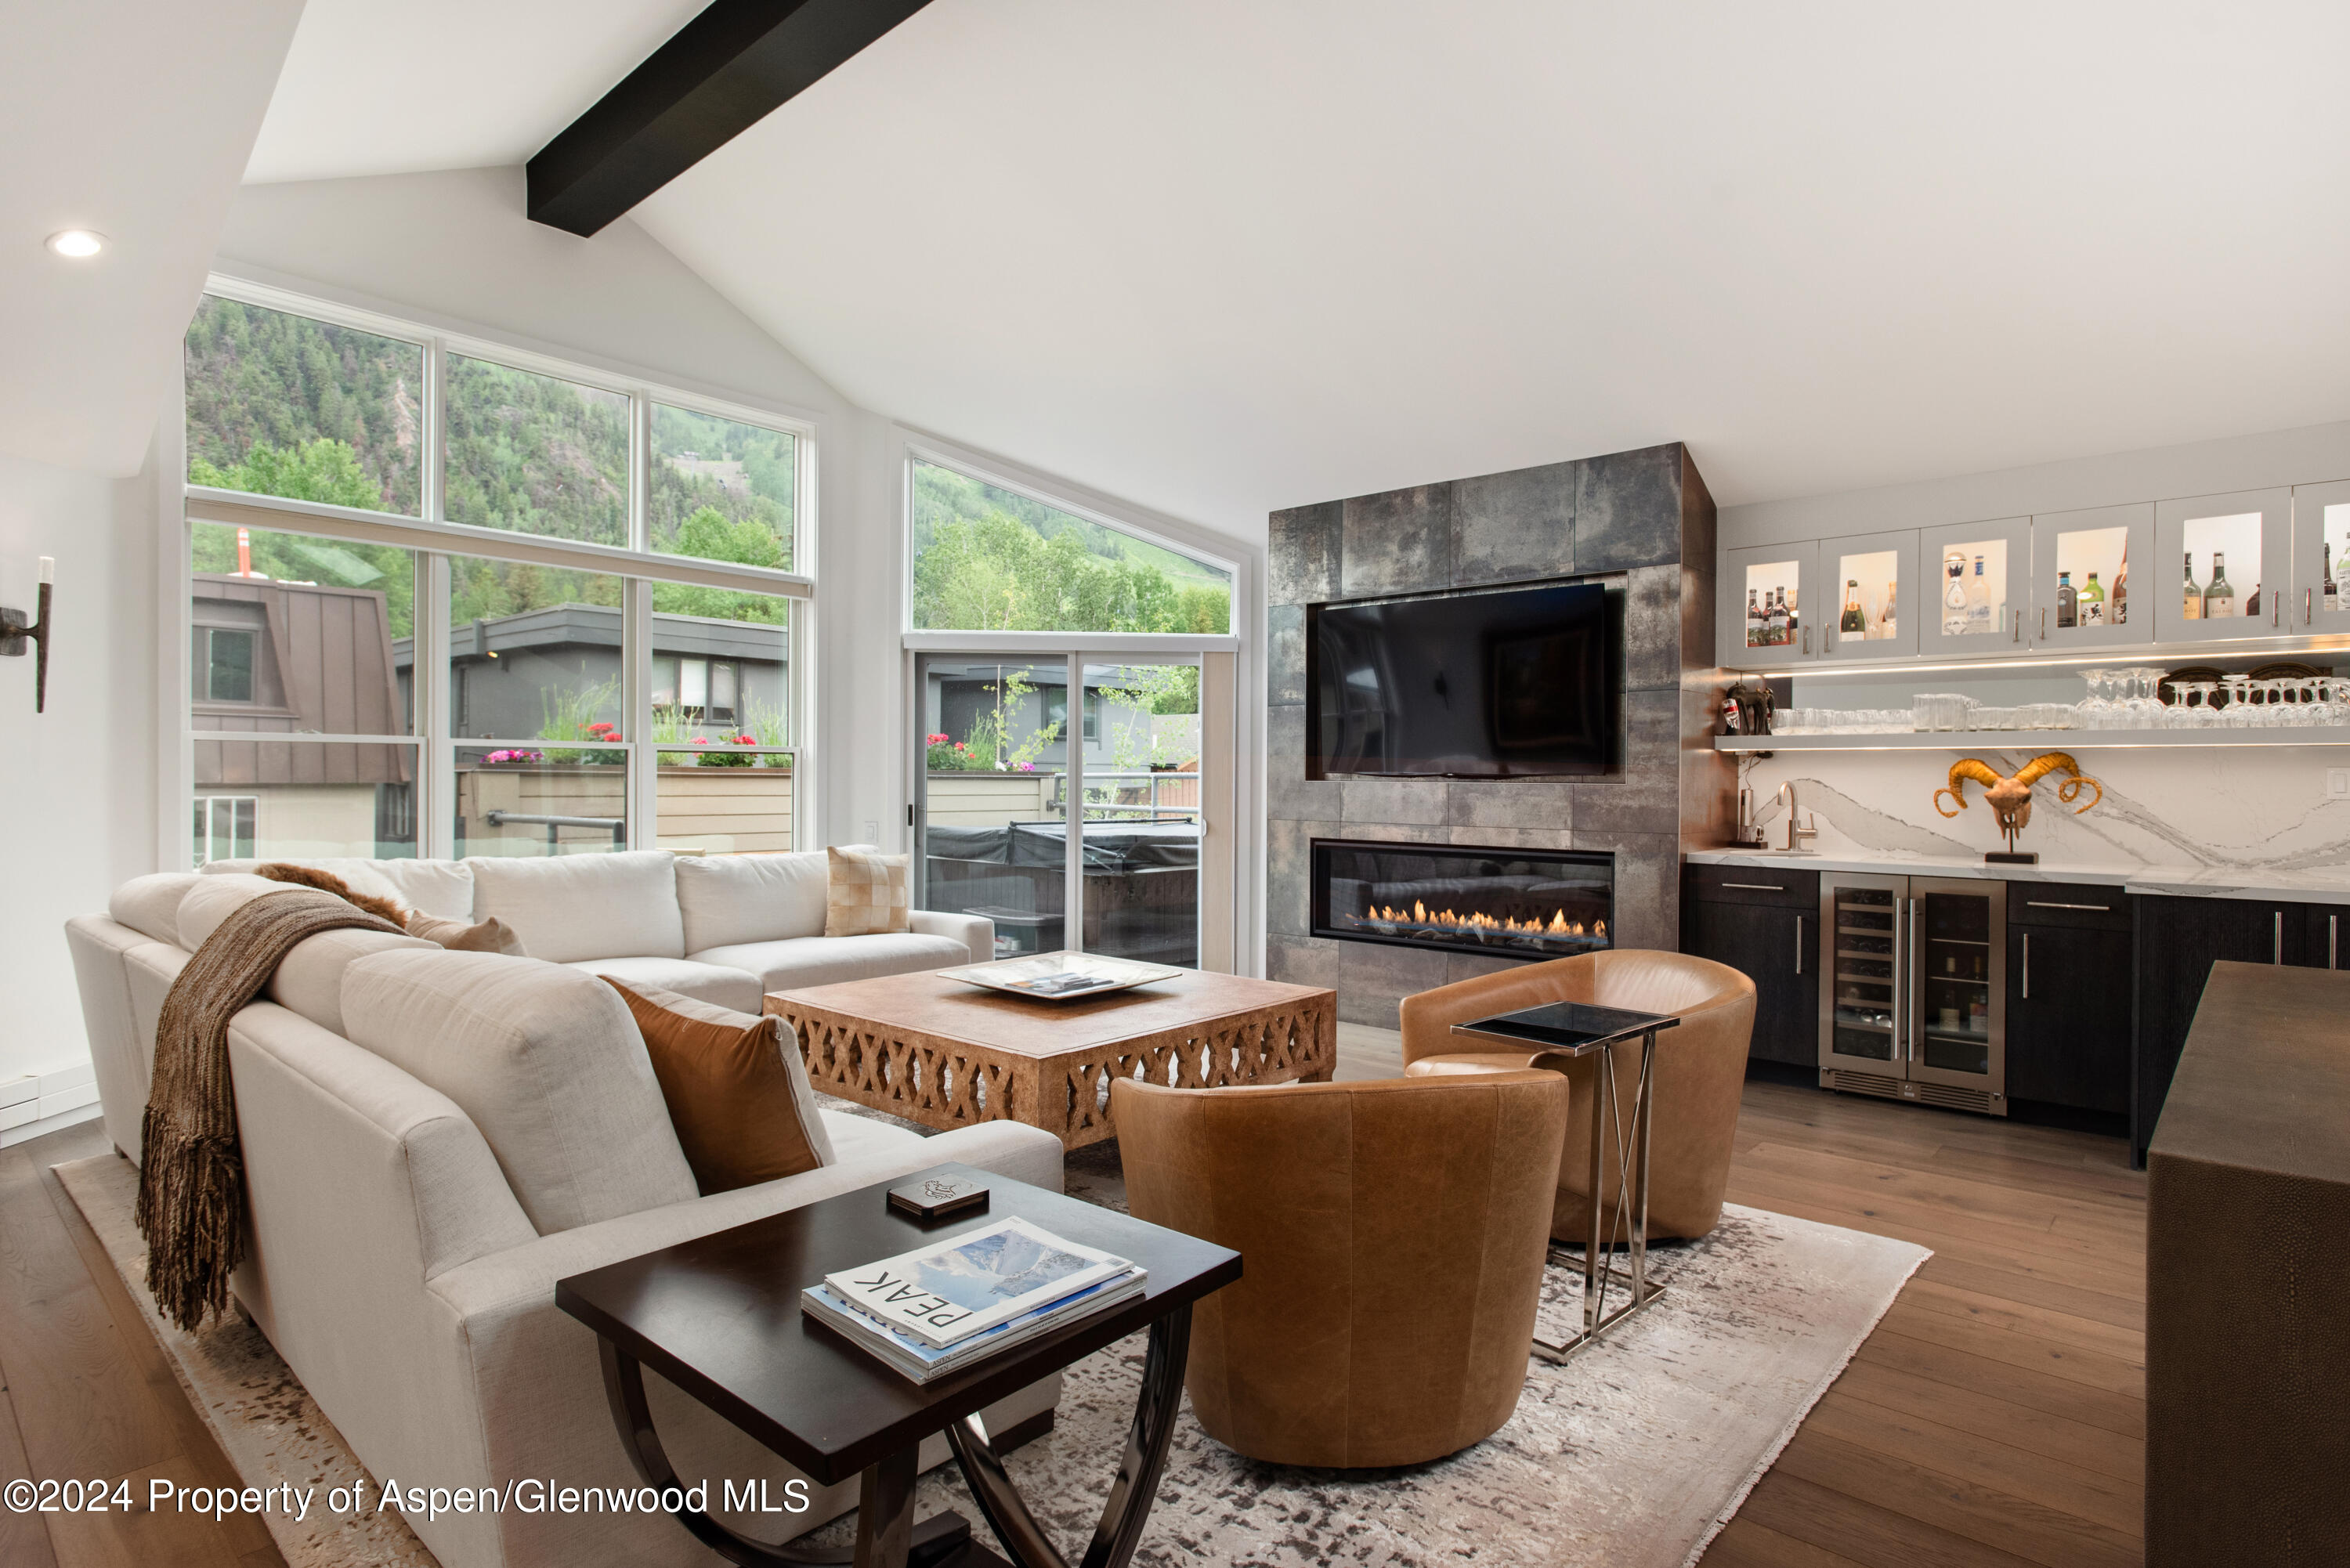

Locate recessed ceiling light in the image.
[46,230,106,258]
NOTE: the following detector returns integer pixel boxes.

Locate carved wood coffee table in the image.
[766,965,1336,1147]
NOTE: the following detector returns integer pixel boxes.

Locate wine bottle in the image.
[1841,580,1866,634]
[2326,543,2339,613]
[2080,571,2106,627]
[1747,588,1763,647]
[2205,552,2235,619]
[2112,547,2127,625]
[2056,569,2077,629]
[1784,587,1799,645]
[1879,581,1896,638]
[2249,583,2262,619]
[1943,552,1968,635]
[2182,551,2200,620]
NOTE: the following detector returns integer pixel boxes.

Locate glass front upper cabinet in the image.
[1719,541,1817,664]
[1916,515,2029,659]
[2152,488,2291,644]
[2027,501,2153,651]
[1817,530,1918,660]
[2289,479,2350,635]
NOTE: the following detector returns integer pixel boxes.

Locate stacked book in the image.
[803,1216,1147,1384]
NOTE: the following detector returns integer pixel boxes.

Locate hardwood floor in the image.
[0,1059,2141,1568]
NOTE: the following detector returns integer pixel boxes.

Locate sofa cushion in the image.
[824,847,910,938]
[602,981,835,1194]
[268,927,439,1036]
[203,857,475,920]
[407,912,529,956]
[817,1108,930,1168]
[687,934,969,995]
[176,873,294,952]
[673,851,830,951]
[467,851,685,963]
[341,949,698,1234]
[567,956,761,1013]
[110,872,201,946]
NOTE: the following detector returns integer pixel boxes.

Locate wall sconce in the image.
[1,558,53,713]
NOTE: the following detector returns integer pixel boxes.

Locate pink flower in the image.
[926,732,950,745]
[733,733,757,746]
[691,736,710,746]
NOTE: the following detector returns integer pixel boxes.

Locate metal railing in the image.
[1047,769,1201,823]
[480,810,627,849]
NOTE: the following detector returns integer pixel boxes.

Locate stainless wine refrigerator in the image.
[1817,873,2008,1115]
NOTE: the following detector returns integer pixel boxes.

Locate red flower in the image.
[692,736,710,746]
[926,733,950,745]
[733,733,757,745]
[586,721,616,735]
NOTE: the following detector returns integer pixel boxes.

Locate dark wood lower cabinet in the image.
[2133,893,2304,1162]
[2004,921,2130,1115]
[1686,896,1817,1066]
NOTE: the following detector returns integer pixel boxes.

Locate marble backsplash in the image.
[1738,745,2350,873]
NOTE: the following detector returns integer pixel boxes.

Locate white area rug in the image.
[59,1142,1923,1568]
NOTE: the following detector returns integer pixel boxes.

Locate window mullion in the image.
[421,553,456,858]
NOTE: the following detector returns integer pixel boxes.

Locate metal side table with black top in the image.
[1450,1000,1679,1361]
[556,1162,1241,1568]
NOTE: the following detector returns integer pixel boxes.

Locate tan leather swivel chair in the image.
[1401,950,1755,1244]
[1112,1071,1568,1468]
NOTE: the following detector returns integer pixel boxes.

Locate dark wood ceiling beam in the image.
[528,0,935,237]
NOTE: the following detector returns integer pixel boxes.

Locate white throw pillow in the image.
[674,850,830,951]
[466,851,686,964]
[341,948,698,1234]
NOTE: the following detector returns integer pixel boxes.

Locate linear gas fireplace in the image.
[1310,839,1614,961]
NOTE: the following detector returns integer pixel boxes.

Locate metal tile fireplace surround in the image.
[1311,838,1614,961]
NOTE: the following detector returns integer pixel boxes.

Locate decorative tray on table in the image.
[935,950,1184,1003]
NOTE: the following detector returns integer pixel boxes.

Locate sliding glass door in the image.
[913,652,1208,966]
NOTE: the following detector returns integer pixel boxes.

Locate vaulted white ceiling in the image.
[248,0,2350,536]
[2,0,306,475]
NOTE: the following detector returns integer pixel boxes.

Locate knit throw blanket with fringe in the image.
[136,887,400,1331]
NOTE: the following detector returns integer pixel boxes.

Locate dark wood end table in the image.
[555,1162,1241,1568]
[1450,999,1680,1362]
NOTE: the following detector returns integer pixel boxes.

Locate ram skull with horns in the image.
[1934,752,2102,856]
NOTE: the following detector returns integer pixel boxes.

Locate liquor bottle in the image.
[1943,552,1969,635]
[1765,588,1787,645]
[2112,547,2127,625]
[1746,588,1763,647]
[2182,551,2200,620]
[2249,583,2262,620]
[1784,587,1799,646]
[1878,581,1896,638]
[1969,555,1993,634]
[2205,552,2235,619]
[2326,543,2340,613]
[2056,569,2077,629]
[2080,571,2106,627]
[1841,580,1866,634]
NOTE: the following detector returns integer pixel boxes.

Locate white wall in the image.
[0,443,160,1089]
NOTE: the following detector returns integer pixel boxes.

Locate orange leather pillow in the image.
[602,980,834,1194]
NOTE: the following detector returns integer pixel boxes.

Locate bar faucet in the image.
[1777,782,1818,852]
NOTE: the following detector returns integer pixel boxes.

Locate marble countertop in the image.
[1686,848,2350,905]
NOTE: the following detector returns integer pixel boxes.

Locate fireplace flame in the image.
[1357,901,1603,943]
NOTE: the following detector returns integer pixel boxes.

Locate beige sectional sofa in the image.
[64,851,1060,1568]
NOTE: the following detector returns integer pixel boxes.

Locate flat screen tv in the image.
[1307,581,1620,779]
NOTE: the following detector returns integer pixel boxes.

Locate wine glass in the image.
[2077,668,2111,730]
[2222,677,2255,727]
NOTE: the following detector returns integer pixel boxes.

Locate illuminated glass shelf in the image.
[1717,727,2350,750]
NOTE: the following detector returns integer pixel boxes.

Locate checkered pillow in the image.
[823,846,911,938]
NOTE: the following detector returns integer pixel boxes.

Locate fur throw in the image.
[254,862,409,927]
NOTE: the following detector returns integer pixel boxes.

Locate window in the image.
[184,295,425,515]
[193,797,256,865]
[204,628,255,703]
[653,404,794,569]
[443,356,630,544]
[909,458,1232,634]
[183,282,812,868]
